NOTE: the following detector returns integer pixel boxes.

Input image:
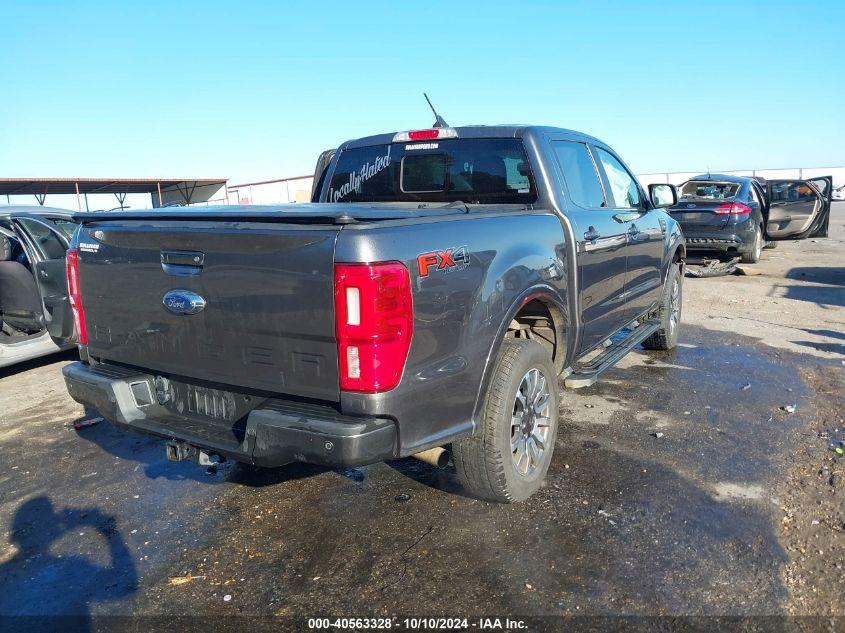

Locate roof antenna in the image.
[424,92,449,128]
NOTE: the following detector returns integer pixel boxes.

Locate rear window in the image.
[327,138,537,204]
[679,181,740,200]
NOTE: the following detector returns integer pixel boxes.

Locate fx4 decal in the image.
[417,246,470,277]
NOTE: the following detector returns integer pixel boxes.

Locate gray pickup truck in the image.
[62,125,688,502]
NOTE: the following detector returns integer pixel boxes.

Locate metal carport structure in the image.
[0,178,229,210]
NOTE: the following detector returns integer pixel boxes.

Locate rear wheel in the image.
[642,262,682,351]
[453,338,558,503]
[740,223,763,263]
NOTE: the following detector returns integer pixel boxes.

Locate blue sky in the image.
[2,0,843,186]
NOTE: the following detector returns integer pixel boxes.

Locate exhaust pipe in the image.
[412,447,450,468]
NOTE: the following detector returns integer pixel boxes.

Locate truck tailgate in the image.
[76,221,341,401]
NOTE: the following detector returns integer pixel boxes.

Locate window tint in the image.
[328,138,536,204]
[595,148,642,209]
[552,141,605,208]
[18,218,67,259]
[401,154,447,192]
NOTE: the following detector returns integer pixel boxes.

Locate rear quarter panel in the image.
[335,212,568,455]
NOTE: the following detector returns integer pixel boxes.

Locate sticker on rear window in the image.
[405,143,439,151]
[329,146,392,203]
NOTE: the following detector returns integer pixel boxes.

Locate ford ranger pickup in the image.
[61,125,694,502]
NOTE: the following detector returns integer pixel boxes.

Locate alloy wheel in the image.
[510,368,552,476]
[669,277,680,335]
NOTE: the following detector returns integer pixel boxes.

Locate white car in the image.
[832,185,845,201]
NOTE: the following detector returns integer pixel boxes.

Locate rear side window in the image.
[679,181,740,200]
[328,138,536,204]
[52,219,77,239]
[594,148,643,209]
[552,141,605,208]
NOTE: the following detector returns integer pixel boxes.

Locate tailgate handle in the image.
[161,250,204,276]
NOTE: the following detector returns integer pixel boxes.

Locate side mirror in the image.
[648,183,677,208]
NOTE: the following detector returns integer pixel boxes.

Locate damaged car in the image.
[670,174,832,263]
[0,206,76,368]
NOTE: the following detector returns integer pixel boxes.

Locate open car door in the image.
[766,176,832,240]
[9,214,75,341]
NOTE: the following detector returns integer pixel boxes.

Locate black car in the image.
[669,174,832,263]
[0,206,77,367]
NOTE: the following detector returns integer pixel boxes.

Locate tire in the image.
[642,262,682,351]
[740,223,763,263]
[763,241,777,250]
[452,338,559,503]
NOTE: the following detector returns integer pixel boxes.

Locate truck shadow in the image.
[779,266,845,308]
[0,497,137,626]
[384,456,467,498]
[790,340,845,357]
[790,327,845,357]
[72,409,332,487]
[227,462,330,487]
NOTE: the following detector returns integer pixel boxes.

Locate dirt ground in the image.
[0,204,843,628]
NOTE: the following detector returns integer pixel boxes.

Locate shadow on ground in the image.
[73,417,333,488]
[0,497,136,628]
[780,267,845,308]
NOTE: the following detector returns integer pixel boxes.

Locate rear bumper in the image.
[62,361,398,468]
[682,228,755,252]
[675,213,759,252]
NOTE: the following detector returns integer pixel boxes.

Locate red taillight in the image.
[334,262,413,393]
[714,202,751,216]
[65,249,88,344]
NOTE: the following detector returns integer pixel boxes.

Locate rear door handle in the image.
[583,227,601,241]
[161,250,205,276]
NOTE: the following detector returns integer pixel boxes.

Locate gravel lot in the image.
[1,205,843,626]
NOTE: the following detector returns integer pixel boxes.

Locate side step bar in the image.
[564,320,661,389]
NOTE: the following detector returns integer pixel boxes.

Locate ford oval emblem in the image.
[162,289,206,315]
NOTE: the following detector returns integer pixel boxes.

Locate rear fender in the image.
[469,286,569,433]
[664,222,686,283]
